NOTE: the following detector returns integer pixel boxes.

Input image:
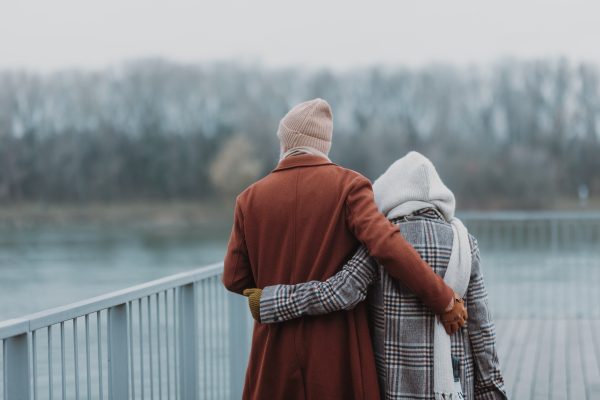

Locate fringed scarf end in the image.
[435,392,459,400]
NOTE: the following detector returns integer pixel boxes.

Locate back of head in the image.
[373,151,456,221]
[277,98,333,155]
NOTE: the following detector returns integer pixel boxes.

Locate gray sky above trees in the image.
[1,0,599,72]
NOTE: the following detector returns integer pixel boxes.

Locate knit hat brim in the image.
[277,98,333,155]
[277,121,332,155]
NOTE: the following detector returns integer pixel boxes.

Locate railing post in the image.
[228,292,250,400]
[108,304,129,400]
[178,283,199,400]
[551,219,559,251]
[3,333,31,400]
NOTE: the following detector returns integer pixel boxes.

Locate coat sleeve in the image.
[345,177,453,315]
[259,245,379,323]
[222,199,256,295]
[465,236,507,400]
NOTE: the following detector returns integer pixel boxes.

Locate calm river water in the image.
[1,225,599,322]
[0,225,230,322]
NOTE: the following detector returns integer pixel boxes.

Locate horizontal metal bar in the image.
[457,211,600,221]
[0,318,29,340]
[24,263,223,331]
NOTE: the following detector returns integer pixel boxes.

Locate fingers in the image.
[444,322,459,334]
[444,324,453,335]
[443,314,467,335]
[439,295,468,335]
[443,322,460,335]
[453,323,460,333]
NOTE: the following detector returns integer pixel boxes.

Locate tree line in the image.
[0,58,598,209]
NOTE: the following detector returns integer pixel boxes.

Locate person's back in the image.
[227,155,380,399]
[240,158,365,286]
[254,152,506,399]
[222,101,460,400]
[370,209,505,399]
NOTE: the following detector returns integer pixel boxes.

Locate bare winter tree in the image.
[0,58,598,209]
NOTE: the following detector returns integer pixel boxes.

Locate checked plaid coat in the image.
[261,208,507,400]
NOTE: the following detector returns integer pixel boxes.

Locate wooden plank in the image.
[551,319,568,400]
[532,319,553,400]
[568,319,586,400]
[496,319,518,370]
[514,319,543,399]
[594,319,600,370]
[579,319,600,400]
[494,318,507,340]
[502,319,531,397]
[482,318,600,399]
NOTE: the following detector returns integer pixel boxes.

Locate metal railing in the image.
[459,211,600,252]
[0,263,251,400]
[459,211,600,318]
[1,211,600,399]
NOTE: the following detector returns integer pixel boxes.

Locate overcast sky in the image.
[1,0,599,72]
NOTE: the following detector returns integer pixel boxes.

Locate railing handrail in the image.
[457,210,600,220]
[0,318,29,340]
[0,262,224,339]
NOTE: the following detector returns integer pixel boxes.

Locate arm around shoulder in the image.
[344,177,453,315]
[259,245,379,324]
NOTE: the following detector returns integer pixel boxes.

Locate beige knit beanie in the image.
[277,98,333,155]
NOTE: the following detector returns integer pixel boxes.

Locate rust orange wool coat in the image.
[222,155,453,400]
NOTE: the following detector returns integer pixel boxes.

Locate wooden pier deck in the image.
[495,318,600,400]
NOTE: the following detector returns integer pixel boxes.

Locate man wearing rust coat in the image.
[222,99,455,400]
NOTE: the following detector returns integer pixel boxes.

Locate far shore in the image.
[0,200,235,228]
[0,197,598,228]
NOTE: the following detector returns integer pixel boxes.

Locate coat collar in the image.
[272,155,336,173]
[390,207,446,223]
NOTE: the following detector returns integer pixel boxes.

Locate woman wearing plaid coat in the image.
[255,152,507,400]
